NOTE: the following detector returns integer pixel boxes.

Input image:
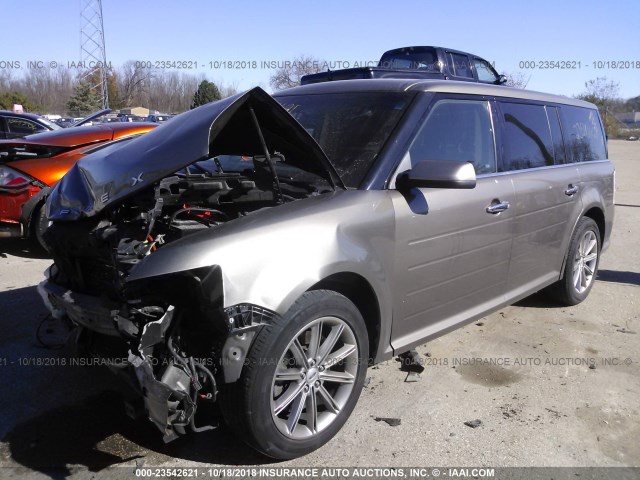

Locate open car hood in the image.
[48,87,344,220]
[71,108,113,127]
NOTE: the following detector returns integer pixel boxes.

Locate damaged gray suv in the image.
[41,79,614,459]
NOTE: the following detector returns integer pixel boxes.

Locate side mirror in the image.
[498,74,508,85]
[396,160,476,190]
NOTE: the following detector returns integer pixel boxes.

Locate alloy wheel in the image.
[271,316,359,439]
[572,230,598,294]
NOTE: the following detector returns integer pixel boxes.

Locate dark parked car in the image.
[41,80,613,459]
[145,114,173,123]
[0,110,62,139]
[302,46,505,85]
[55,117,77,128]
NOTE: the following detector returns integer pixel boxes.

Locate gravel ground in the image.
[0,140,638,477]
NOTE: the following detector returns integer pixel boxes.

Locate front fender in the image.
[127,190,396,316]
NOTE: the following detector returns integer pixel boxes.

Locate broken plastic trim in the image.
[221,304,276,383]
[129,305,218,442]
[224,303,276,331]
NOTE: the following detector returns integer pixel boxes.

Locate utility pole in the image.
[80,0,109,108]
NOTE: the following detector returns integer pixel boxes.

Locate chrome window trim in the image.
[478,159,610,179]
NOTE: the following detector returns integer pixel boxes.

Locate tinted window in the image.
[501,102,553,170]
[547,106,566,164]
[6,117,45,136]
[408,99,496,174]
[448,53,472,78]
[560,106,606,162]
[473,58,499,83]
[276,92,411,188]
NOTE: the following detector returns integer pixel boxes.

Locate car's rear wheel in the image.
[33,204,51,252]
[551,217,601,305]
[219,290,368,459]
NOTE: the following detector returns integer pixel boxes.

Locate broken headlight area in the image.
[127,304,219,441]
[125,300,275,441]
[42,255,276,441]
[125,299,276,441]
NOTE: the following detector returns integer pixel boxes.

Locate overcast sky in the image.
[3,0,639,98]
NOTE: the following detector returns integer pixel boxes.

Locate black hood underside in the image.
[48,87,343,221]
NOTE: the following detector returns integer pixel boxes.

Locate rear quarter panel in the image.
[7,153,84,187]
[578,160,615,251]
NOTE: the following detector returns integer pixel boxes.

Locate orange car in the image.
[0,122,156,248]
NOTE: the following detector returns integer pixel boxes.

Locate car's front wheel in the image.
[220,290,368,459]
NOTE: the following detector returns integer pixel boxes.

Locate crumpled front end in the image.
[41,241,276,441]
[38,86,340,441]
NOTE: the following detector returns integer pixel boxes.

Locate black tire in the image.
[219,290,369,459]
[33,205,50,252]
[550,217,601,306]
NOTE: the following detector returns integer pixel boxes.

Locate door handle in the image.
[486,201,510,214]
[565,185,579,196]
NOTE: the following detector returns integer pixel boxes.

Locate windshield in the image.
[38,117,62,130]
[275,92,412,188]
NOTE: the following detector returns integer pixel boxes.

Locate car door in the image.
[497,101,583,297]
[0,117,8,139]
[388,96,515,352]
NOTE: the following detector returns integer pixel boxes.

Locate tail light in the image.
[0,165,32,189]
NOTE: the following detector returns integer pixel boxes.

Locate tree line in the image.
[0,62,238,115]
[574,77,640,138]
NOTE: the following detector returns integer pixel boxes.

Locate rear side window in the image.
[447,53,473,78]
[560,106,606,162]
[408,99,496,174]
[500,102,554,171]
